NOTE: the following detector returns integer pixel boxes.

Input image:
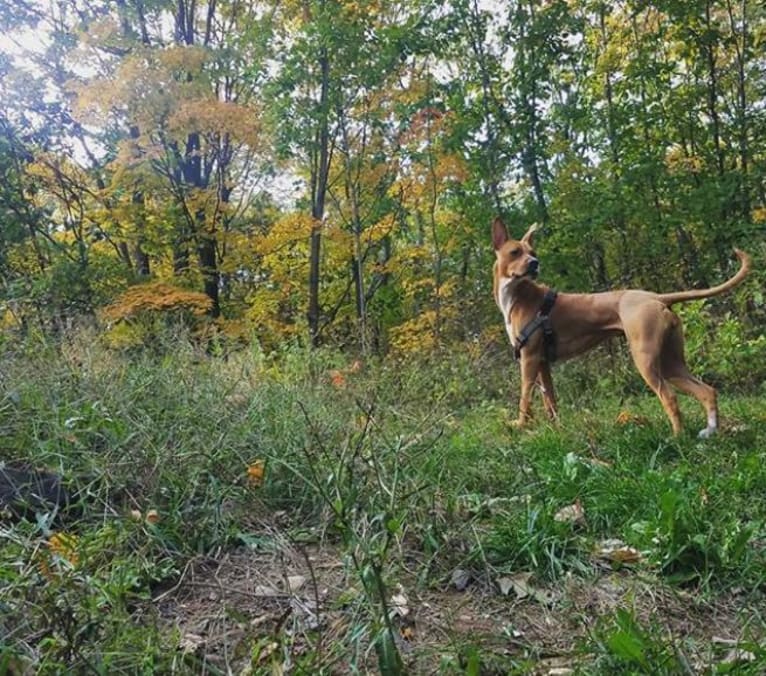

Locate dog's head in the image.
[492,218,540,285]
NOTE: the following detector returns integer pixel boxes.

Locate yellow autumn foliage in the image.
[665,145,704,175]
[40,532,80,578]
[389,310,441,354]
[245,213,313,344]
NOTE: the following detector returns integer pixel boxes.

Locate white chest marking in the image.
[497,280,517,345]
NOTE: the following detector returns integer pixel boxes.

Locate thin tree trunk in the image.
[337,105,368,352]
[599,4,627,283]
[518,1,549,224]
[725,0,751,222]
[701,1,729,270]
[704,1,725,179]
[308,47,331,347]
[464,0,503,215]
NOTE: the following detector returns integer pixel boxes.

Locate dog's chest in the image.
[497,283,519,343]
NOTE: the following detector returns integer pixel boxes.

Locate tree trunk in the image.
[599,4,628,282]
[518,1,549,224]
[725,0,751,222]
[308,48,331,347]
[197,230,220,318]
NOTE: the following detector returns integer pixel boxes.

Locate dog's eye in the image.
[529,250,537,257]
[510,248,521,257]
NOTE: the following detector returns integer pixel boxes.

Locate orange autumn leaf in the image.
[616,410,649,426]
[247,460,266,487]
[329,370,346,389]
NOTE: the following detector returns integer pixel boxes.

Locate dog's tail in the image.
[658,249,751,306]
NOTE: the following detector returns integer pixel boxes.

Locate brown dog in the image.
[492,218,751,437]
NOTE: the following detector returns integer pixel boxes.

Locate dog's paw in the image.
[510,418,529,429]
[698,426,717,439]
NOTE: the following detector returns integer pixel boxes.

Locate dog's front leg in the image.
[513,353,542,428]
[537,362,558,421]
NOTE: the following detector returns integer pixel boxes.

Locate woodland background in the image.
[1,0,764,354]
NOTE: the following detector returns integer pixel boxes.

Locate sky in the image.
[0,23,48,59]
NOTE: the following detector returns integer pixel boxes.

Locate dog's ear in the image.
[521,222,540,245]
[492,217,508,251]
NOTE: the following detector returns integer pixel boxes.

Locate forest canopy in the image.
[0,0,764,353]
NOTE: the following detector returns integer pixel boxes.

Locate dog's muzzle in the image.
[526,258,539,278]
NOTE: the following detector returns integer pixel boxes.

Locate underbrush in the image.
[1,329,765,673]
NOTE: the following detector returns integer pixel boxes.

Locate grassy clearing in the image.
[1,330,765,674]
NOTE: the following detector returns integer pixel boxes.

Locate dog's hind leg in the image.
[635,362,683,435]
[625,309,684,435]
[661,321,719,438]
[667,372,718,438]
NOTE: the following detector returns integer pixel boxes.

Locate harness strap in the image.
[513,289,558,362]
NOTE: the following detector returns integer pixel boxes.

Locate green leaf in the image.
[607,629,646,665]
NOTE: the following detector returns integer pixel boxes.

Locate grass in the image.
[1,328,765,673]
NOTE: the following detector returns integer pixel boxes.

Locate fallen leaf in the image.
[554,500,586,526]
[616,410,649,426]
[286,575,306,593]
[498,572,533,598]
[254,585,279,596]
[257,641,279,663]
[328,370,346,388]
[608,548,642,564]
[179,632,205,654]
[595,539,642,564]
[146,509,160,524]
[251,615,272,628]
[497,572,556,605]
[247,460,266,487]
[290,597,320,630]
[389,584,410,618]
[720,648,756,666]
[585,455,613,468]
[450,568,471,591]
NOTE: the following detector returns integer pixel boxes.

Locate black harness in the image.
[513,289,559,363]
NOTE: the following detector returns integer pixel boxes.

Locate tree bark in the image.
[308,47,331,347]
